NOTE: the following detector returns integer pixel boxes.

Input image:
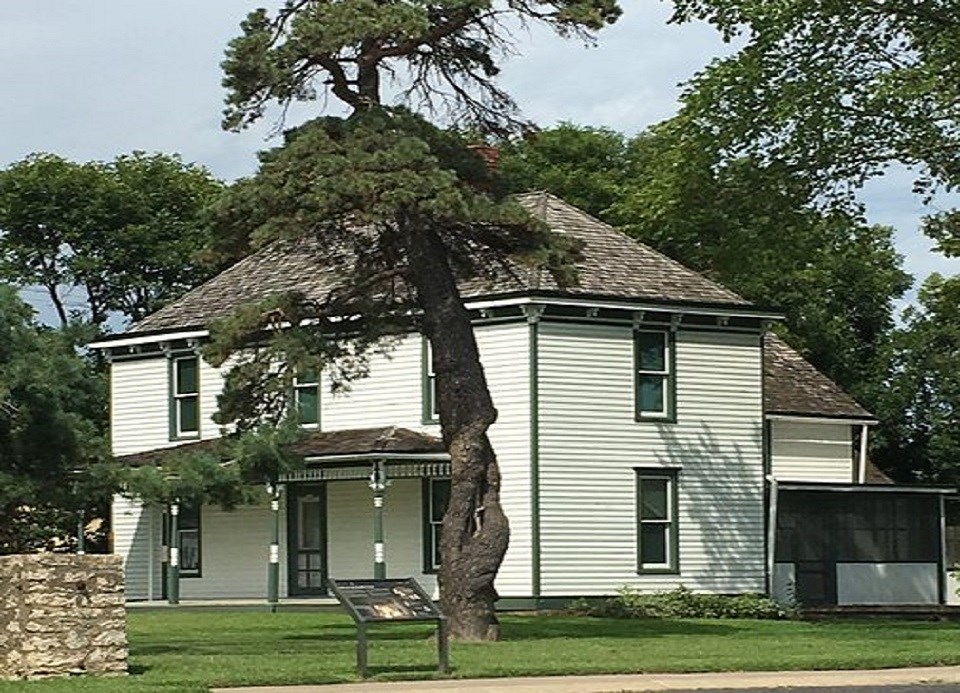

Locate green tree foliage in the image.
[499,124,629,216]
[501,122,912,399]
[0,152,224,327]
[873,274,960,484]
[215,0,619,640]
[0,286,112,553]
[668,0,960,209]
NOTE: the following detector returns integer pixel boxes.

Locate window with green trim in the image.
[172,355,199,438]
[635,331,674,420]
[294,370,320,427]
[179,501,201,577]
[423,478,450,572]
[636,470,678,572]
[422,338,439,423]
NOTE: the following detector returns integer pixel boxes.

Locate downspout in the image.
[526,304,544,603]
[765,474,779,597]
[857,424,869,484]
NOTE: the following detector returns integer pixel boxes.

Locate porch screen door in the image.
[288,484,327,596]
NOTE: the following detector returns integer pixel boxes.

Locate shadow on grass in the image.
[501,617,737,640]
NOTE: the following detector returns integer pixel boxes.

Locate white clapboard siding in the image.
[180,497,288,600]
[770,420,854,483]
[111,495,161,600]
[538,323,765,596]
[109,324,530,599]
[327,479,435,593]
[111,359,176,457]
[474,324,531,596]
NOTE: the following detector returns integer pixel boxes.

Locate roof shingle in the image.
[128,192,748,334]
[763,333,874,420]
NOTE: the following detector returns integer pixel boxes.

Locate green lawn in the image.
[4,611,960,692]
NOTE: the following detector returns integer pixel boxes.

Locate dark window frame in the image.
[178,501,202,578]
[634,330,676,422]
[422,478,450,573]
[635,468,680,574]
[293,370,320,428]
[422,337,439,425]
[169,354,200,440]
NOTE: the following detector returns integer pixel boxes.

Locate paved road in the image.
[213,666,960,693]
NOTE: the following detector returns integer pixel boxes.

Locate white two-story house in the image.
[93,192,955,608]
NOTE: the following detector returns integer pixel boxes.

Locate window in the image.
[423,478,450,572]
[171,355,199,438]
[294,370,320,427]
[422,338,439,423]
[636,470,678,572]
[178,501,201,577]
[635,331,674,420]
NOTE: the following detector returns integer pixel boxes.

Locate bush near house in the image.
[569,586,794,620]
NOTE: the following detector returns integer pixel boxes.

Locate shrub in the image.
[569,585,794,620]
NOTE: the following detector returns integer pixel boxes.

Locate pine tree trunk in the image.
[405,223,510,641]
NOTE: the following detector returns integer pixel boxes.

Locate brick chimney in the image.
[468,143,500,172]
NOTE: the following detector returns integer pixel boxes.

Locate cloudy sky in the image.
[2,1,957,319]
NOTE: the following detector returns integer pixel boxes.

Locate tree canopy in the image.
[0,286,112,553]
[873,273,960,485]
[669,0,960,203]
[0,152,224,328]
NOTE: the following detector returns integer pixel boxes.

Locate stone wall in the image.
[0,554,127,680]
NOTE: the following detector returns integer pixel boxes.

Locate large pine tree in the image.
[214,0,620,640]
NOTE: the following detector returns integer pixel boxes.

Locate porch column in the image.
[267,484,282,610]
[168,500,180,605]
[369,460,389,579]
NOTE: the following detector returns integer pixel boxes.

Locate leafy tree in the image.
[0,285,112,553]
[499,124,629,217]
[872,273,960,484]
[668,0,960,209]
[0,152,224,328]
[215,0,620,640]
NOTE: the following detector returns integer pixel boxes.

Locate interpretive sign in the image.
[329,578,449,677]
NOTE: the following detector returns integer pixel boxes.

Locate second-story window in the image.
[172,355,199,438]
[294,370,320,427]
[635,331,675,421]
[422,338,439,424]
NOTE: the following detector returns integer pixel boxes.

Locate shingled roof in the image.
[127,192,748,334]
[763,333,875,420]
[117,426,445,467]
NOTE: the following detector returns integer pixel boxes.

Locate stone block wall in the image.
[0,554,127,679]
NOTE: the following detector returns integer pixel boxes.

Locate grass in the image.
[3,610,960,692]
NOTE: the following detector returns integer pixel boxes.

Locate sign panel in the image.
[329,578,441,622]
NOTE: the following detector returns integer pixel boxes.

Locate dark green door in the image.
[287,484,328,596]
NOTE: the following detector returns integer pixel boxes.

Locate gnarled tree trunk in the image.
[405,223,510,641]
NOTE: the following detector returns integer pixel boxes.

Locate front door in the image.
[287,484,328,596]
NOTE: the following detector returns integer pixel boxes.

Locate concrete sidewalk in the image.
[213,665,960,693]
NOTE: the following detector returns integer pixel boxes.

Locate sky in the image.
[2,1,957,321]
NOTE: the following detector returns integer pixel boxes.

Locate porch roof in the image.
[116,426,445,467]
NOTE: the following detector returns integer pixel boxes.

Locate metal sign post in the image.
[329,578,449,678]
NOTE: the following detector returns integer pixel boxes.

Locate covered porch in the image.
[114,427,450,605]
